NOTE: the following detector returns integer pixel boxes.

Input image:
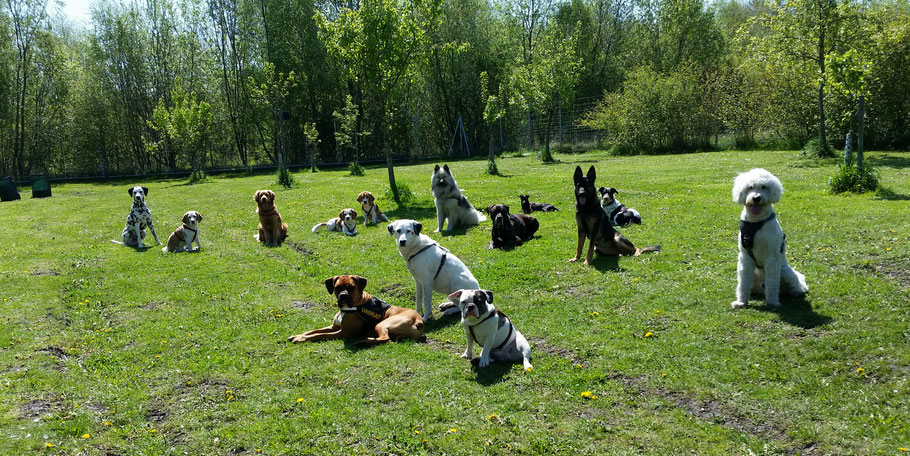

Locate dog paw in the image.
[423,312,433,321]
[460,351,471,360]
[766,300,781,309]
[583,259,591,266]
[478,358,490,368]
[287,334,307,343]
[433,228,441,233]
[568,257,578,263]
[730,301,747,309]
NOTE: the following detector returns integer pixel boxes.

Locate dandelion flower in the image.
[580,391,594,399]
[576,364,583,369]
[225,390,232,395]
[296,397,304,403]
[150,429,157,434]
[45,443,53,448]
[227,395,233,401]
[275,314,283,318]
[489,414,499,421]
[422,439,428,443]
[899,447,907,452]
[856,367,865,374]
[447,428,457,434]
[644,331,653,338]
[103,421,112,426]
[414,430,420,435]
[82,433,90,439]
[590,311,599,317]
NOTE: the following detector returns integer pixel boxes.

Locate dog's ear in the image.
[485,205,495,214]
[483,289,493,303]
[573,166,583,183]
[608,187,618,196]
[254,190,261,202]
[598,187,606,195]
[586,166,596,183]
[443,164,451,175]
[354,275,367,292]
[195,212,203,222]
[182,212,191,224]
[351,209,358,219]
[434,164,440,173]
[387,223,395,235]
[503,205,510,214]
[324,276,338,294]
[447,290,463,302]
[128,187,135,196]
[338,210,345,219]
[141,186,149,196]
[357,193,364,202]
[413,222,422,235]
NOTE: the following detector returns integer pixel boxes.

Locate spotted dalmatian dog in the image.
[112,186,161,249]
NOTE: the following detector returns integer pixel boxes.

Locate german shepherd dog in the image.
[570,166,660,264]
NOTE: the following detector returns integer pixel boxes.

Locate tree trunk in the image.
[816,20,828,155]
[542,110,553,163]
[381,108,400,204]
[857,94,864,170]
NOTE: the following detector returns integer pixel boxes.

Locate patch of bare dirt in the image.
[527,337,583,364]
[38,346,67,359]
[145,406,169,423]
[379,283,409,299]
[286,241,314,257]
[858,256,910,289]
[291,300,320,311]
[31,269,60,276]
[19,399,58,418]
[610,374,813,452]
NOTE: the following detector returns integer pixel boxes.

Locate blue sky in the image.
[54,0,93,26]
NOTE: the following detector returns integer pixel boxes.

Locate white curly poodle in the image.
[731,168,808,309]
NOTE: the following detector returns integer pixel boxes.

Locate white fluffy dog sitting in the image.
[731,168,808,309]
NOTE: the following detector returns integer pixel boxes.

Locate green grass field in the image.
[1,150,907,455]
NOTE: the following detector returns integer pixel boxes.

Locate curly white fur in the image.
[731,169,808,309]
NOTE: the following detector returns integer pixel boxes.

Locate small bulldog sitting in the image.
[448,289,533,370]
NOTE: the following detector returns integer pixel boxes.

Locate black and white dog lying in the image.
[113,186,161,248]
[599,187,641,227]
[448,289,532,370]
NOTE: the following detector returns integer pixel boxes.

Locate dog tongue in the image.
[579,196,586,205]
[749,205,762,215]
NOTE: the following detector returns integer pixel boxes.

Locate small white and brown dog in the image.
[162,211,203,253]
[448,289,532,370]
[357,191,390,225]
[312,208,358,236]
[731,168,808,308]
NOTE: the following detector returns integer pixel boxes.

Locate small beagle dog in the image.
[357,191,390,225]
[312,208,358,236]
[162,211,203,253]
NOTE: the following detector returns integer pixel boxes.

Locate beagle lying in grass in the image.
[312,208,358,236]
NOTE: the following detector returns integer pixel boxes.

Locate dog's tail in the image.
[379,213,390,222]
[635,244,661,256]
[311,222,327,233]
[475,209,487,223]
[111,240,124,245]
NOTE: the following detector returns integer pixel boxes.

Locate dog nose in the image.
[399,240,406,247]
[753,194,762,202]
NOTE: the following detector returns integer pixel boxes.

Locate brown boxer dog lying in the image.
[287,275,424,346]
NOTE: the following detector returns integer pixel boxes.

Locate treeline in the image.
[0,0,908,180]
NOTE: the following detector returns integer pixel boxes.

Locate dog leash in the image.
[740,212,785,266]
[467,311,513,351]
[406,243,448,280]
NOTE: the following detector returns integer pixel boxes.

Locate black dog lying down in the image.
[519,194,559,214]
[486,204,539,250]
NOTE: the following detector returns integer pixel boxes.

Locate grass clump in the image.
[348,161,365,176]
[276,166,295,188]
[828,162,879,193]
[802,137,834,157]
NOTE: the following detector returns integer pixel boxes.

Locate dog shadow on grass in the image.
[588,255,623,272]
[423,313,460,333]
[757,296,832,329]
[385,205,437,222]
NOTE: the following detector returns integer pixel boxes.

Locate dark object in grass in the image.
[486,204,539,250]
[518,194,559,214]
[31,175,51,198]
[1,176,21,201]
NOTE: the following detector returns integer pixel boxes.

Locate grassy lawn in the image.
[0,149,907,455]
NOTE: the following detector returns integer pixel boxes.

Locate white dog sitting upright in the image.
[448,289,533,371]
[388,219,478,320]
[431,164,486,232]
[312,208,358,236]
[113,186,161,249]
[731,168,808,309]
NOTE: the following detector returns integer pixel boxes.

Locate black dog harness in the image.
[740,212,785,266]
[407,243,448,280]
[340,297,390,325]
[467,311,513,350]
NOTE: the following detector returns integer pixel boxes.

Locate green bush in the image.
[276,166,295,188]
[828,163,879,193]
[486,159,500,176]
[348,161,365,176]
[802,137,834,157]
[384,182,413,206]
[188,169,208,184]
